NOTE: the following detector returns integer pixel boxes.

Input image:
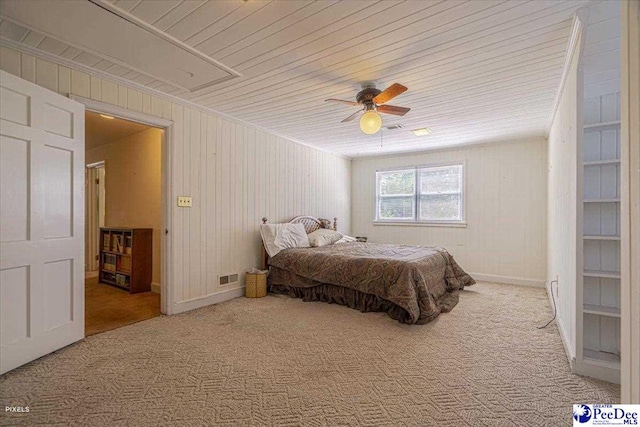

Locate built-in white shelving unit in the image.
[578,89,621,382]
[576,0,623,382]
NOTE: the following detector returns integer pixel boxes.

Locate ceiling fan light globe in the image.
[360,110,382,134]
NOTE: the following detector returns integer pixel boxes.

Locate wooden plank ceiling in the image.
[0,0,595,157]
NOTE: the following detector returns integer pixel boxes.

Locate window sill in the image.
[372,221,467,228]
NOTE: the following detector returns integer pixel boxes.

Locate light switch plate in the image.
[177,196,192,207]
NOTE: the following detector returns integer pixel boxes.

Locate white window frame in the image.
[374,161,467,227]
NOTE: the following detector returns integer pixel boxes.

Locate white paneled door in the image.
[0,70,85,374]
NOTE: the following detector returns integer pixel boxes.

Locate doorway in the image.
[83,111,163,335]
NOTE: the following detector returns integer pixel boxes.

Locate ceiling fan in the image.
[325,83,410,134]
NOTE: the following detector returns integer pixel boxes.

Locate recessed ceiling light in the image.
[411,128,431,136]
[100,114,115,120]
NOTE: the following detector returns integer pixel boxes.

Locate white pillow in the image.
[307,229,343,247]
[260,223,310,257]
[335,234,357,244]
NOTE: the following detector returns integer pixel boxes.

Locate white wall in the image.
[547,29,582,362]
[0,46,351,314]
[351,138,547,286]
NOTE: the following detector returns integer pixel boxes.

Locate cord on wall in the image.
[538,279,559,329]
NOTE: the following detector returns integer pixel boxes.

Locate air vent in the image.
[384,124,404,130]
[219,274,239,286]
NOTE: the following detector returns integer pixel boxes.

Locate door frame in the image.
[72,95,174,315]
[85,161,105,273]
[620,0,640,403]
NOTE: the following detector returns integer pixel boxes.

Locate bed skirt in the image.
[268,270,461,325]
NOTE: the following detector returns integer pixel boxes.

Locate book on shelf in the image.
[102,232,110,251]
[103,253,116,271]
[115,274,128,287]
[125,236,132,254]
[112,234,124,253]
[120,256,131,272]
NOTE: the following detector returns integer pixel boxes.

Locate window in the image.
[375,163,465,224]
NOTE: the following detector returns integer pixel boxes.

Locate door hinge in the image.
[95,178,99,185]
[95,254,99,261]
[165,229,169,235]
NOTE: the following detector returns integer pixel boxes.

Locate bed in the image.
[261,216,475,324]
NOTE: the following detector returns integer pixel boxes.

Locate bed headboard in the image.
[259,216,337,269]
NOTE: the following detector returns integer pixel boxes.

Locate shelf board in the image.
[583,159,621,166]
[583,349,620,366]
[583,199,620,203]
[583,120,621,129]
[102,250,131,256]
[583,304,621,318]
[583,269,621,279]
[583,235,621,241]
[102,269,131,276]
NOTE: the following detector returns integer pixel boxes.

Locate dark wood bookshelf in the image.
[99,227,152,294]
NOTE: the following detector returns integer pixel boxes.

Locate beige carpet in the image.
[0,282,618,426]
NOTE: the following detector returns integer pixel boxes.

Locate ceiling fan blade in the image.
[341,110,363,122]
[373,83,407,104]
[325,98,360,106]
[377,105,411,116]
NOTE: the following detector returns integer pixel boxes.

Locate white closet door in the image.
[0,70,85,374]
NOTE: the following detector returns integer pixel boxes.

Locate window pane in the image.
[419,194,460,221]
[379,170,415,196]
[379,197,414,220]
[419,165,461,194]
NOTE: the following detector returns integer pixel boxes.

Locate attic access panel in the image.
[0,0,241,92]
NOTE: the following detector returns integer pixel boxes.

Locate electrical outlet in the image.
[177,196,192,207]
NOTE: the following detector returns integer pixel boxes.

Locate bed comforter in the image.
[267,242,475,324]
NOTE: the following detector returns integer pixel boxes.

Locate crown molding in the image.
[547,13,585,134]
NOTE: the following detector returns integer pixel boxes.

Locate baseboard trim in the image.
[574,358,620,384]
[469,273,545,288]
[556,314,576,370]
[543,282,576,370]
[85,270,99,279]
[171,286,245,314]
[151,282,161,294]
